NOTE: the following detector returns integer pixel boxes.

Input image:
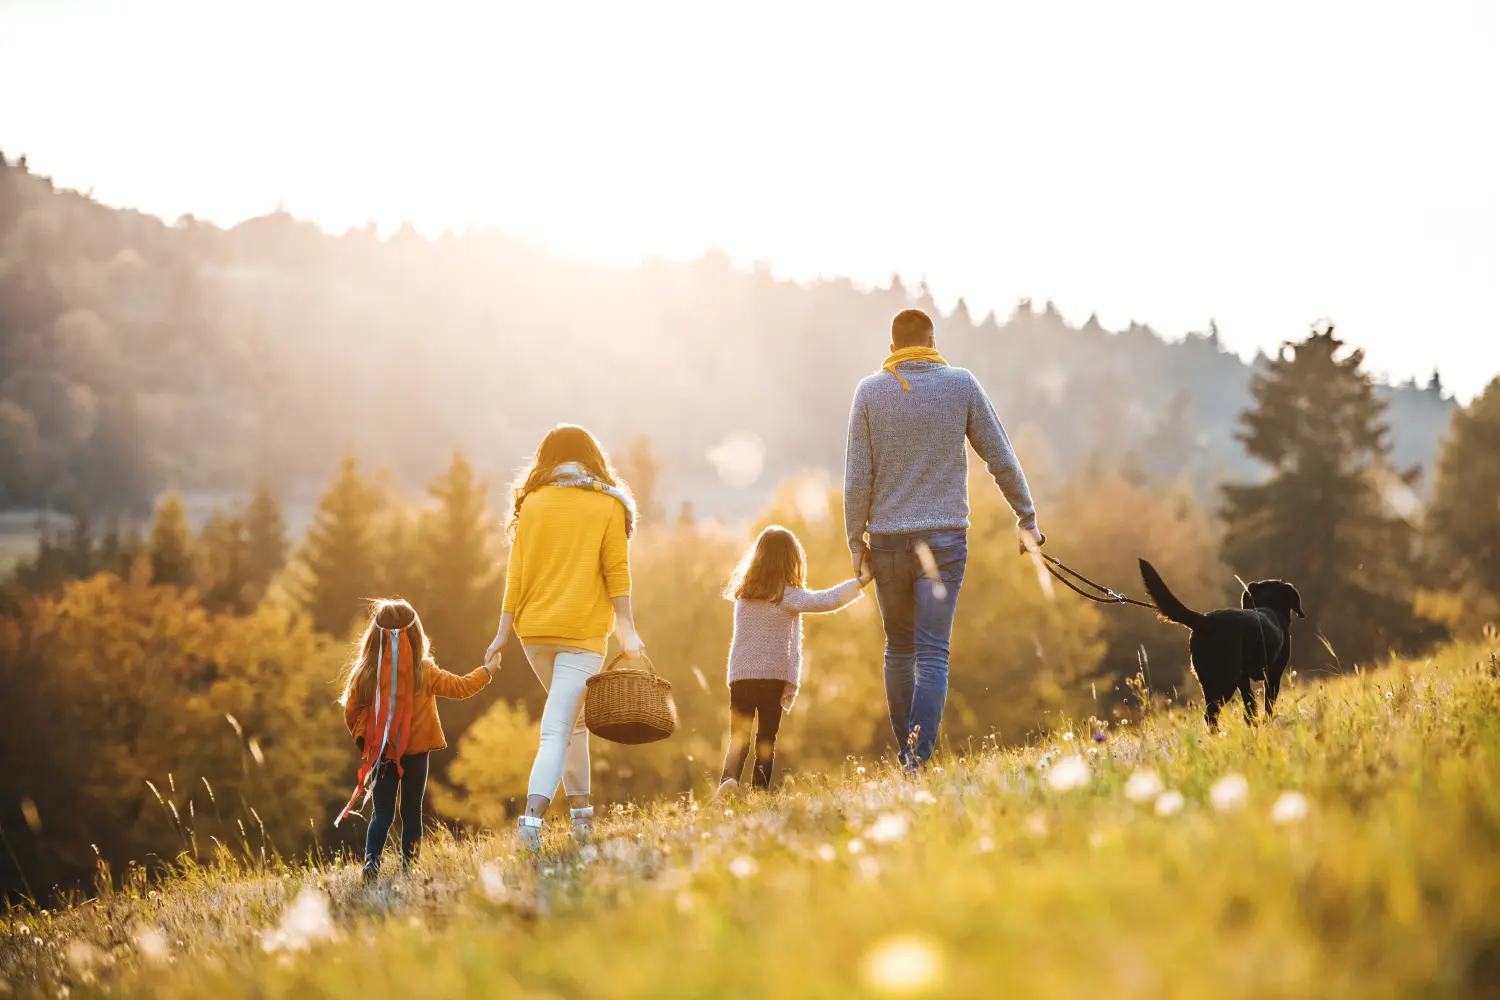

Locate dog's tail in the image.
[1139,559,1209,630]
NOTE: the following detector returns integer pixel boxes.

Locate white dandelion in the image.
[1124,770,1165,804]
[478,863,508,903]
[867,813,910,844]
[1210,774,1250,813]
[260,887,337,954]
[133,925,170,963]
[1046,754,1090,793]
[1154,790,1185,817]
[1271,791,1309,825]
[862,935,945,994]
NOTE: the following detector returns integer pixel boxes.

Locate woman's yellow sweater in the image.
[503,486,632,654]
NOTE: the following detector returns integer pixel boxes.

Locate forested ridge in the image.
[0,153,1454,518]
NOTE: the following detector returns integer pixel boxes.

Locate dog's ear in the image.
[1286,583,1306,619]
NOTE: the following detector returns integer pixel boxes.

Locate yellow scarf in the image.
[880,346,948,391]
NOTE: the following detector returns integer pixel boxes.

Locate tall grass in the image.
[4,639,1500,999]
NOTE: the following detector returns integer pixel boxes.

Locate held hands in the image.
[1017,526,1046,556]
[852,548,873,587]
[482,634,505,670]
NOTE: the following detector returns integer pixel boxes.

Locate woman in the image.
[483,424,646,851]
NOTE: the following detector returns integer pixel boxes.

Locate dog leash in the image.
[1038,552,1158,611]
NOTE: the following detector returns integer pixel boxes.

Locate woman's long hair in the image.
[725,525,807,603]
[340,599,430,710]
[508,424,632,538]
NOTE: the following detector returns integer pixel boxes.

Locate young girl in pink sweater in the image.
[716,525,872,796]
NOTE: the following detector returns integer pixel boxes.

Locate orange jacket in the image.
[343,657,491,755]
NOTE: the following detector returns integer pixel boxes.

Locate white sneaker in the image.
[517,815,543,853]
[570,806,594,845]
[712,778,740,801]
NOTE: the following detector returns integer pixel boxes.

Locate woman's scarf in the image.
[548,462,638,536]
[335,625,416,826]
[880,346,949,391]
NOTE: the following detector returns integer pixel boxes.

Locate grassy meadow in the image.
[4,638,1500,999]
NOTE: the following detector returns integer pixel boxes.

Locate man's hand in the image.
[851,547,870,581]
[1017,526,1046,556]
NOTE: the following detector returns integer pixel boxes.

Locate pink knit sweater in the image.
[725,580,863,692]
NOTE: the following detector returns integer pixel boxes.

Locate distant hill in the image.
[0,153,1456,518]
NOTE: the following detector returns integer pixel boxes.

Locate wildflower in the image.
[66,941,107,978]
[260,888,337,954]
[478,863,508,903]
[1046,755,1090,792]
[867,813,910,844]
[816,844,837,862]
[1154,790,1185,817]
[728,856,759,879]
[1062,732,1075,742]
[1271,791,1309,825]
[862,934,945,994]
[1210,774,1250,813]
[133,925,170,963]
[1124,770,1165,804]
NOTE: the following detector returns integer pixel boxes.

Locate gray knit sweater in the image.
[844,361,1038,553]
[725,580,864,692]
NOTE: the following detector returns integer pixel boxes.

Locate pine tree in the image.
[198,509,250,613]
[416,453,504,667]
[1427,376,1500,601]
[1221,325,1434,668]
[243,483,288,602]
[147,493,194,588]
[298,458,381,636]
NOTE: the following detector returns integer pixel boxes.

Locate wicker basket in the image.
[584,653,678,744]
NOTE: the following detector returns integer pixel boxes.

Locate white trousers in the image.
[524,645,603,800]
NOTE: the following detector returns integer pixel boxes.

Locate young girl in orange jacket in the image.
[338,599,494,879]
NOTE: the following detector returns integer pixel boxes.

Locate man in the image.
[844,308,1044,769]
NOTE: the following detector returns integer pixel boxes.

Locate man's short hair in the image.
[891,308,935,348]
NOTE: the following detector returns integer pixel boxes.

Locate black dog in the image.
[1138,559,1305,729]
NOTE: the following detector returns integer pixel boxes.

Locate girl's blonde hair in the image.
[340,599,430,710]
[725,525,807,603]
[508,423,634,539]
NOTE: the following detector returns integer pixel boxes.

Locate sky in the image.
[1,0,1496,399]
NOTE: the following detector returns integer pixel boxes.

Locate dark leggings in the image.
[720,680,788,789]
[364,752,429,872]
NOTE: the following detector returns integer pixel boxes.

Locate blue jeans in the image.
[868,529,967,768]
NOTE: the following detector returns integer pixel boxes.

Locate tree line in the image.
[0,152,1456,523]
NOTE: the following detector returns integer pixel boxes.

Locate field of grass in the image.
[4,639,1500,999]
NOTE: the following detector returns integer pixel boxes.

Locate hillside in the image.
[0,154,1456,519]
[3,638,1498,999]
